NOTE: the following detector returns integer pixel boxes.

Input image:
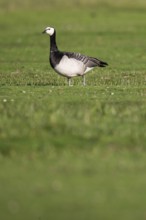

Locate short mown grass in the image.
[0,1,146,220]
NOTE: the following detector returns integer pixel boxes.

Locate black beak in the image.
[42,30,46,34]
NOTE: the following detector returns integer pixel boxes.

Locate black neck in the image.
[50,30,58,52]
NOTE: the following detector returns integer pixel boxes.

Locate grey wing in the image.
[64,52,88,63]
[64,52,108,68]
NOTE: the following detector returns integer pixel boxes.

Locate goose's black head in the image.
[42,27,55,36]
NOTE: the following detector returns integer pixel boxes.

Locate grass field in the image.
[0,0,146,219]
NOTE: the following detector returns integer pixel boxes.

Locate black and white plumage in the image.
[42,27,108,86]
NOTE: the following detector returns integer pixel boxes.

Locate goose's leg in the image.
[68,77,72,86]
[82,75,86,86]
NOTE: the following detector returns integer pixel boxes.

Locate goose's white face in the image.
[43,27,55,36]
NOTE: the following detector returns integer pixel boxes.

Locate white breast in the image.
[54,55,85,77]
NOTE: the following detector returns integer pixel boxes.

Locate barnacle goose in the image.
[42,27,108,86]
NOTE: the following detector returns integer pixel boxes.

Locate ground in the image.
[0,1,146,220]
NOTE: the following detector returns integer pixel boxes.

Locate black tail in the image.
[98,60,108,67]
[91,57,108,67]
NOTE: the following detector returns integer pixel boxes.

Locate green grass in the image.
[0,1,146,220]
